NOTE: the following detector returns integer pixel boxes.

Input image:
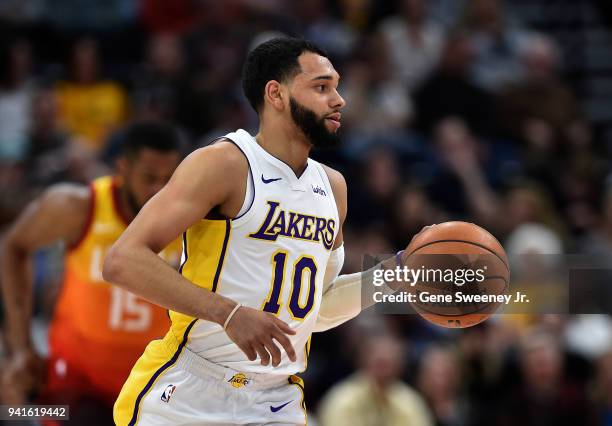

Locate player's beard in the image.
[122,182,144,215]
[289,97,341,148]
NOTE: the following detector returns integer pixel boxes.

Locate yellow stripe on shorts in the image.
[113,322,196,426]
[288,374,307,424]
[114,219,232,425]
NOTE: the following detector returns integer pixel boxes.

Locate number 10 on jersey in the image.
[262,251,317,320]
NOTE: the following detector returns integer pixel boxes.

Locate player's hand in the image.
[224,306,297,367]
[0,349,45,404]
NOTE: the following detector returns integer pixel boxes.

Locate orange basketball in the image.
[401,222,510,328]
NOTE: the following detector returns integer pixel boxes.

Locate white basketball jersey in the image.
[171,129,339,375]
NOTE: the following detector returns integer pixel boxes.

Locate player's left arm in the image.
[314,165,401,332]
[314,165,358,332]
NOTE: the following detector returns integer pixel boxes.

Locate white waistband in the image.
[175,348,290,390]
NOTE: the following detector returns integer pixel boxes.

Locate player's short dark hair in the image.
[242,37,328,113]
[122,121,180,160]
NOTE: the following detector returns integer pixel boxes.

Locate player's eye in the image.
[316,84,326,92]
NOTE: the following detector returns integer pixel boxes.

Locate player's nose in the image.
[332,90,346,110]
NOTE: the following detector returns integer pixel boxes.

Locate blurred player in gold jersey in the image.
[1,122,182,424]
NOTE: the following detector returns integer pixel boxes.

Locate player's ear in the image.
[264,80,284,111]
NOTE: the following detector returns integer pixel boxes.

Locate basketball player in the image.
[105,38,392,425]
[1,122,182,423]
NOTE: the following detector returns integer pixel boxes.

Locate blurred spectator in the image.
[565,315,612,360]
[500,182,566,239]
[0,38,35,163]
[293,0,357,59]
[348,148,401,227]
[55,38,128,151]
[25,88,107,187]
[454,321,518,426]
[0,84,108,226]
[0,0,45,23]
[428,118,501,227]
[558,125,604,236]
[416,345,466,426]
[413,31,497,137]
[579,182,612,257]
[504,223,566,318]
[461,0,530,92]
[130,33,186,121]
[0,40,36,225]
[179,27,246,139]
[390,185,446,249]
[341,34,413,156]
[25,88,73,184]
[499,35,582,150]
[335,0,375,32]
[495,328,596,426]
[505,222,563,255]
[44,0,137,31]
[378,0,445,91]
[318,333,433,426]
[593,350,612,426]
[140,0,200,34]
[341,224,395,273]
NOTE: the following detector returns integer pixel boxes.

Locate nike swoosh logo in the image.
[270,401,292,412]
[261,174,282,184]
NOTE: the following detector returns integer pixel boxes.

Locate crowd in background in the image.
[1,0,612,425]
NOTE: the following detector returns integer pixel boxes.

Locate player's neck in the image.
[256,123,311,177]
[115,183,138,223]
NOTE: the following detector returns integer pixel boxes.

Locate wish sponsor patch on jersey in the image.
[312,185,326,196]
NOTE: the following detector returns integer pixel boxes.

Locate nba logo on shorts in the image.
[161,384,176,403]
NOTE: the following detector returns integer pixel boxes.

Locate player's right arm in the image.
[103,142,296,367]
[1,183,90,401]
